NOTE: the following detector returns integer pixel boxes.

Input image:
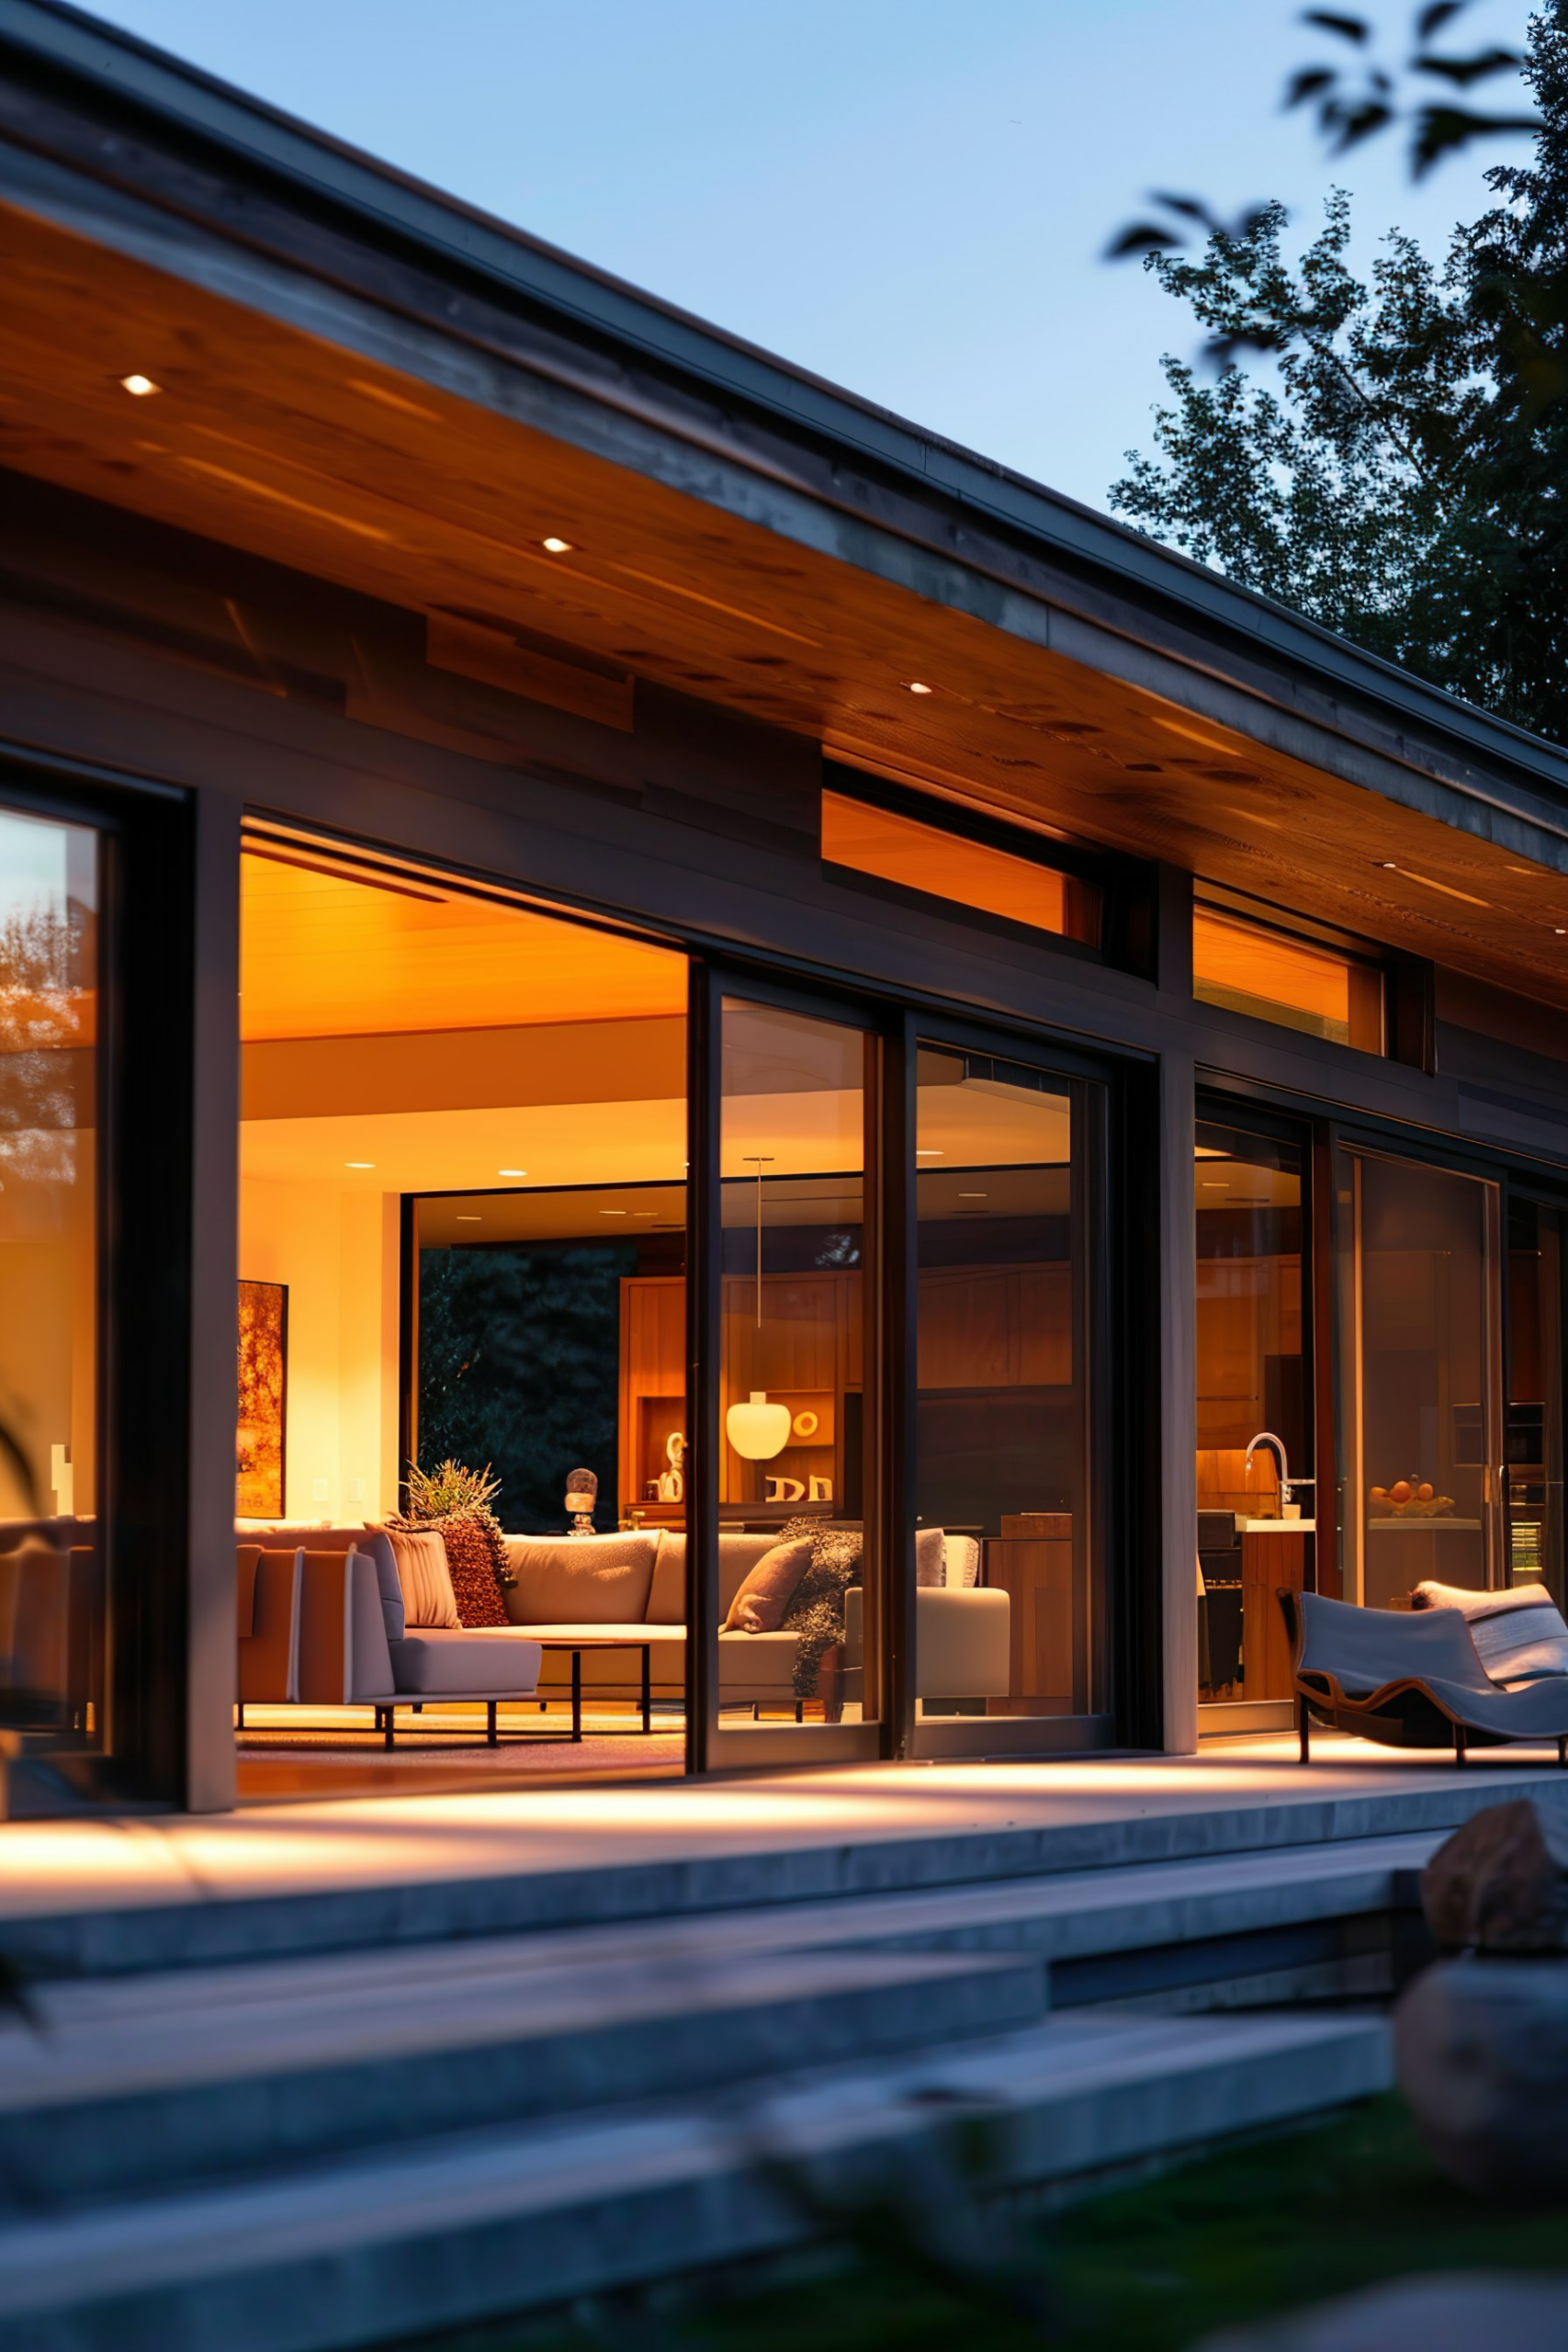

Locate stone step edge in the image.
[0,2012,1392,2352]
[6,1770,1556,1980]
[28,1830,1442,2035]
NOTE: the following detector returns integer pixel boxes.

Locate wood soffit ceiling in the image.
[4,192,1568,1008]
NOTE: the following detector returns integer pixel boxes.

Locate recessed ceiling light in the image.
[634,1212,659,1219]
[497,1168,528,1178]
[599,1208,628,1216]
[456,1215,481,1222]
[344,1160,375,1170]
[959,1191,987,1199]
[1377,861,1398,871]
[119,374,161,397]
[1556,929,1567,938]
[907,680,933,695]
[1201,1181,1228,1190]
[916,1148,943,1158]
[541,537,573,554]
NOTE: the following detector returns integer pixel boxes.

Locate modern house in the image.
[5,0,1568,1816]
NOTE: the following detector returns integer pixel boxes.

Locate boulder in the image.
[1422,1796,1568,1954]
[1196,2274,1568,2351]
[1395,1953,1568,2195]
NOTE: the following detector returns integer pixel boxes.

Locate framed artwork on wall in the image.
[236,1279,288,1518]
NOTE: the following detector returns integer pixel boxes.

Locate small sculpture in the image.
[564,1466,598,1535]
[657,1431,686,1504]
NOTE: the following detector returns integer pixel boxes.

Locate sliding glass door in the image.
[700,983,882,1763]
[911,1039,1108,1745]
[1334,1147,1504,1607]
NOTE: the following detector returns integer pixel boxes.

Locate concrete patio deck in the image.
[4,1733,1564,1973]
[3,1734,1563,2349]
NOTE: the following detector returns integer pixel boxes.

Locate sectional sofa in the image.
[234,1521,1011,1719]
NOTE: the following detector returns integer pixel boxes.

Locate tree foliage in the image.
[1109,6,1568,744]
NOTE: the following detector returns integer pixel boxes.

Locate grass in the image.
[398,2095,1568,2352]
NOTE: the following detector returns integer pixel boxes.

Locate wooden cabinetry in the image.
[985,1512,1076,1713]
[618,1276,685,1524]
[918,1265,1071,1389]
[1240,1525,1307,1700]
[720,1270,859,1509]
[618,1269,863,1518]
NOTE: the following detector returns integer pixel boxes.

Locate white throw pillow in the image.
[944,1535,981,1589]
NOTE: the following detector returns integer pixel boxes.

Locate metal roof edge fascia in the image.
[6,0,1568,813]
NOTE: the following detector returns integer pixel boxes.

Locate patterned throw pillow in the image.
[915,1528,946,1588]
[439,1517,510,1627]
[1412,1580,1568,1687]
[779,1520,863,1699]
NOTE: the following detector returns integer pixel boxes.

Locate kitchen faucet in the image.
[1244,1430,1315,1512]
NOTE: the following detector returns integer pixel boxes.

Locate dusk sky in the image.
[90,1,1527,514]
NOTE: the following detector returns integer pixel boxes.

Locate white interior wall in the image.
[238,1172,399,1521]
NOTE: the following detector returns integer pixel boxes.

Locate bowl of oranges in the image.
[1369,1476,1454,1519]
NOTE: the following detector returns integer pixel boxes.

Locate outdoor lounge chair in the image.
[1280,1588,1568,1767]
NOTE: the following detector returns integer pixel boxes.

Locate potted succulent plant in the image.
[391,1458,512,1626]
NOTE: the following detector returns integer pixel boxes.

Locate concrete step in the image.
[6,1760,1560,1980]
[0,2006,1392,2352]
[24,1829,1441,2041]
[0,1943,1045,2210]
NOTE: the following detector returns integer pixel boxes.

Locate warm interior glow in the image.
[239,837,690,1523]
[118,373,160,397]
[1193,904,1384,1053]
[240,844,683,1041]
[822,789,1099,944]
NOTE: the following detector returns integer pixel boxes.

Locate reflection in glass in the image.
[1194,1124,1306,1702]
[913,1046,1098,1719]
[719,1000,873,1727]
[0,805,103,1751]
[1337,1151,1500,1608]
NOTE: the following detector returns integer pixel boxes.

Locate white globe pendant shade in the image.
[726,1390,792,1462]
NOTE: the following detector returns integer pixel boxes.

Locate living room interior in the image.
[233,823,1097,1793]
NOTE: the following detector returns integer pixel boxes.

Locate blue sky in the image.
[88,1,1528,513]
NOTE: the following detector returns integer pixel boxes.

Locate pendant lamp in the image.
[726,1154,791,1463]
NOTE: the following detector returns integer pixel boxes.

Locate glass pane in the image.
[0,805,104,1753]
[913,1046,1099,1718]
[239,829,690,1783]
[822,792,1102,946]
[1507,1199,1564,1605]
[719,1000,873,1728]
[1194,1123,1308,1702]
[1337,1151,1499,1608]
[1194,906,1384,1053]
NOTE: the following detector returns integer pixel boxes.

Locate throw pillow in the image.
[439,1516,510,1627]
[378,1527,461,1628]
[780,1520,863,1699]
[944,1534,982,1589]
[1412,1580,1568,1687]
[724,1537,813,1633]
[502,1532,660,1627]
[915,1527,946,1588]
